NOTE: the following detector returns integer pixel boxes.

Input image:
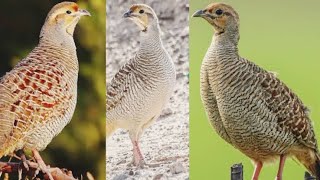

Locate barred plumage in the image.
[107,4,176,167]
[0,2,90,178]
[194,2,320,179]
[0,39,78,156]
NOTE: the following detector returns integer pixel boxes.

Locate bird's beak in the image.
[77,9,91,16]
[192,9,205,17]
[123,10,133,18]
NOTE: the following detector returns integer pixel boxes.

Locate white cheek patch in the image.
[132,17,147,31]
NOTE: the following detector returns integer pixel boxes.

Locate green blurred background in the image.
[190,0,320,179]
[0,0,106,179]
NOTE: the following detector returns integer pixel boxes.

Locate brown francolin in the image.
[193,2,320,180]
[0,2,90,179]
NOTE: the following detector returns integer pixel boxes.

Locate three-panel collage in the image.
[0,0,319,179]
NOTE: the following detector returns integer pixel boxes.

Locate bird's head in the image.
[123,4,159,32]
[42,2,90,37]
[193,3,239,34]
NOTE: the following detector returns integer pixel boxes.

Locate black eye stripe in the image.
[66,10,72,14]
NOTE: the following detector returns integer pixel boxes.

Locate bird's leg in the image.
[132,140,145,167]
[252,161,263,180]
[128,131,145,168]
[16,150,29,171]
[275,155,286,180]
[16,150,29,180]
[32,149,53,180]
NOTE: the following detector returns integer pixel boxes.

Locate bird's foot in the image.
[17,160,33,180]
[15,150,30,180]
[21,156,30,171]
[127,158,146,168]
[32,149,54,180]
[37,158,53,180]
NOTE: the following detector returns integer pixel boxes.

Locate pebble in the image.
[170,162,186,174]
[113,174,129,180]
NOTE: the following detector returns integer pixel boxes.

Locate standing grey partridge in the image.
[0,2,90,178]
[106,4,176,167]
[193,2,320,180]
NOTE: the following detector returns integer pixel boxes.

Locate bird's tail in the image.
[295,148,320,179]
[314,154,320,179]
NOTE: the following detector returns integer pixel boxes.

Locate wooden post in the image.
[231,163,243,180]
[230,163,314,180]
[305,172,316,180]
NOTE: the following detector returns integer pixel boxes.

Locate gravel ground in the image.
[106,0,189,179]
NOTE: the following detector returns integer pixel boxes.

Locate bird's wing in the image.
[0,55,71,154]
[0,66,48,153]
[0,74,17,149]
[242,58,317,150]
[200,67,232,144]
[107,58,135,111]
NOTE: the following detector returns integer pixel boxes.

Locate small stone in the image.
[129,170,134,176]
[116,159,126,165]
[170,162,186,174]
[153,174,168,180]
[113,174,129,180]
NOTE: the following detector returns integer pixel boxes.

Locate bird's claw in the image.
[37,161,53,180]
[127,159,146,169]
[22,159,30,171]
[32,150,53,180]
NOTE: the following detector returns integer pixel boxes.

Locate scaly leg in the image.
[276,155,286,180]
[252,161,263,180]
[32,149,53,180]
[131,139,145,167]
[16,150,29,171]
[128,131,145,168]
[16,150,30,180]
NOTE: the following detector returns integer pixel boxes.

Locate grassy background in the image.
[190,0,320,179]
[0,1,106,179]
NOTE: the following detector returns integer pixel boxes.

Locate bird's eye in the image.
[139,10,144,14]
[215,9,223,15]
[66,10,72,14]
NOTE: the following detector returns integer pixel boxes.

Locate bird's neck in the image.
[213,29,239,47]
[206,31,240,66]
[39,24,77,54]
[211,31,240,56]
[138,25,163,55]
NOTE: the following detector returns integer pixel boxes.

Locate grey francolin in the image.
[106,4,176,167]
[193,2,320,180]
[0,1,90,178]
